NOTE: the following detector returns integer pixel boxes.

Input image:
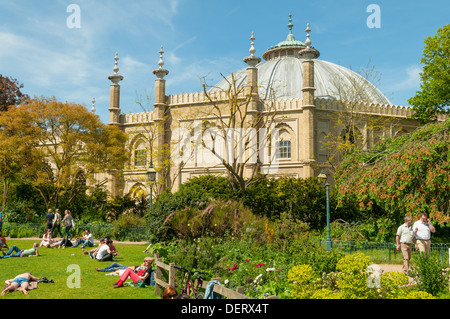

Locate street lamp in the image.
[318,169,332,251]
[146,161,156,209]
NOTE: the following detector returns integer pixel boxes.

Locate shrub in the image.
[335,252,375,299]
[287,264,315,299]
[410,252,450,296]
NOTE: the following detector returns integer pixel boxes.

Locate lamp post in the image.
[146,161,156,209]
[318,169,332,251]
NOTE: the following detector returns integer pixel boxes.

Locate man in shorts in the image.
[1,272,40,295]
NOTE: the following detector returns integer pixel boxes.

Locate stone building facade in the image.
[103,17,432,199]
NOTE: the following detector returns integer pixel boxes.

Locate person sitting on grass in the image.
[1,272,40,295]
[113,257,154,288]
[72,229,94,249]
[39,229,53,247]
[82,237,105,258]
[95,239,115,262]
[1,243,39,258]
[0,232,8,251]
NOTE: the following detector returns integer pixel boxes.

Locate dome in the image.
[213,16,391,105]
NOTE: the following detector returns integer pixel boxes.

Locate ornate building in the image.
[104,16,430,199]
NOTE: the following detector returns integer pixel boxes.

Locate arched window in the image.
[134,140,147,167]
[276,129,291,159]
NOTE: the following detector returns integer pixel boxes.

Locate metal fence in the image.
[317,239,450,264]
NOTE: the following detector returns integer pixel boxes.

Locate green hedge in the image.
[1,222,148,242]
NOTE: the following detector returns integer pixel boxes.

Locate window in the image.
[276,140,291,159]
[134,149,147,167]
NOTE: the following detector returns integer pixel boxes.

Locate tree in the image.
[319,61,399,171]
[0,97,129,210]
[334,118,450,225]
[409,24,450,124]
[0,74,29,112]
[177,73,282,194]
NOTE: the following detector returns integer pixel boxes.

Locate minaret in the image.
[243,32,261,113]
[299,23,320,178]
[108,52,124,125]
[152,46,169,191]
[243,32,262,177]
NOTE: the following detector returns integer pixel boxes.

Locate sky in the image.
[0,0,448,124]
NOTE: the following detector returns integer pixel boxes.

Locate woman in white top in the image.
[39,229,53,247]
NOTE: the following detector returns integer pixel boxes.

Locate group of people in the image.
[395,213,436,275]
[46,208,74,240]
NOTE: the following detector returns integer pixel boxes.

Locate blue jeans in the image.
[65,226,72,239]
[99,262,127,272]
[2,245,22,258]
[51,224,63,238]
[72,239,93,248]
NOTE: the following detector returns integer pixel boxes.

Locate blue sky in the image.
[0,0,448,124]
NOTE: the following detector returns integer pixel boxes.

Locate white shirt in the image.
[96,244,110,260]
[84,233,94,244]
[413,220,432,240]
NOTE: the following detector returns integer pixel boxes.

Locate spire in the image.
[286,13,295,41]
[91,97,96,113]
[243,32,261,67]
[153,45,169,79]
[304,23,311,48]
[108,52,124,85]
[299,23,320,59]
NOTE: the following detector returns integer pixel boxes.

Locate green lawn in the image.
[0,240,158,299]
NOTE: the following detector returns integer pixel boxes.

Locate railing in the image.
[317,239,450,264]
[152,253,276,299]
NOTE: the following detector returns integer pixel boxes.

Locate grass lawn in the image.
[0,239,158,299]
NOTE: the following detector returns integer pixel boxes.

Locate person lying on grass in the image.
[1,272,40,295]
[1,243,39,258]
[113,257,154,288]
[96,259,151,275]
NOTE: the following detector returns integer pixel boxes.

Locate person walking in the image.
[395,216,415,275]
[46,209,54,231]
[51,209,64,238]
[413,213,435,253]
[62,210,74,240]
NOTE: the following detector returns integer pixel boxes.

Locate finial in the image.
[153,45,169,79]
[305,23,311,48]
[108,52,124,85]
[243,31,261,67]
[249,32,256,56]
[299,23,320,59]
[158,46,165,68]
[288,14,294,34]
[91,97,96,113]
[113,52,119,74]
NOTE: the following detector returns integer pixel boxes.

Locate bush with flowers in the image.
[222,259,290,299]
[287,252,437,299]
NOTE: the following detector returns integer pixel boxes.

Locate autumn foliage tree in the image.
[0,74,29,112]
[0,97,128,210]
[334,118,450,225]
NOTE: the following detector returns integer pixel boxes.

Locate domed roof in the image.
[213,16,391,105]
